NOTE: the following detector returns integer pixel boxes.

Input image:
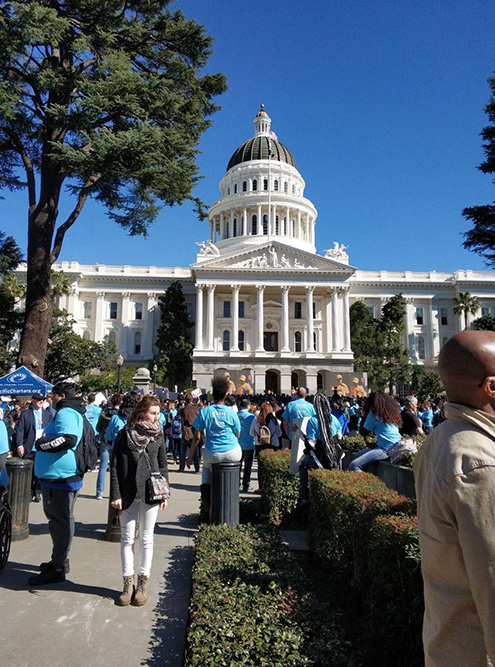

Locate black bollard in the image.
[211,461,240,527]
[105,495,121,542]
[6,458,33,541]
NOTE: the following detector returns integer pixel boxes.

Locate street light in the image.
[116,354,124,396]
[152,363,158,391]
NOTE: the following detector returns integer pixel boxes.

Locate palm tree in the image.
[453,291,480,330]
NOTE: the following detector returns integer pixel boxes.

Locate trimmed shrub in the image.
[185,524,357,667]
[258,449,299,523]
[341,434,369,453]
[307,470,415,590]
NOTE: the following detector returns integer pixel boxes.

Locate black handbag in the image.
[144,451,170,504]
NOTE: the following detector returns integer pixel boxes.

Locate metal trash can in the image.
[211,461,240,527]
[6,458,33,541]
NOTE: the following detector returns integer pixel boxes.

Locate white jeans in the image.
[120,498,160,577]
[202,444,242,483]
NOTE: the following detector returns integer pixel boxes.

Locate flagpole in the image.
[267,144,272,244]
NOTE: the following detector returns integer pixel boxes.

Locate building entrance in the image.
[263,332,278,351]
[265,370,279,394]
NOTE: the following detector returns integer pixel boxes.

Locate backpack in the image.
[259,424,271,446]
[75,416,98,475]
[172,415,183,437]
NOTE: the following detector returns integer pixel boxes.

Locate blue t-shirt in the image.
[85,404,102,434]
[282,399,316,438]
[106,414,126,447]
[193,404,241,453]
[238,410,255,451]
[420,409,433,428]
[0,420,10,486]
[34,407,84,486]
[363,412,401,451]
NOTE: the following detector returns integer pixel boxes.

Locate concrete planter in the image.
[342,450,416,499]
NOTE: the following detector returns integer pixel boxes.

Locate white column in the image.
[220,212,225,239]
[121,291,131,356]
[331,288,340,352]
[243,207,248,236]
[257,204,263,236]
[231,284,240,351]
[273,204,277,235]
[342,287,352,352]
[95,291,105,342]
[281,285,290,352]
[256,285,265,351]
[195,284,204,350]
[206,284,216,350]
[285,206,290,236]
[430,300,440,359]
[306,286,315,352]
[297,210,302,238]
[229,209,234,237]
[145,292,157,356]
[406,298,416,361]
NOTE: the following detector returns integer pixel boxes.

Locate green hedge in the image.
[258,449,299,523]
[185,524,357,667]
[307,469,422,666]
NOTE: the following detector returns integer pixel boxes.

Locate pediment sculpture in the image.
[230,246,309,269]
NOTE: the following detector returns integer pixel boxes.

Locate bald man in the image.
[414,331,495,667]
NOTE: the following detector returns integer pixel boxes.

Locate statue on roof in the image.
[196,240,220,257]
[325,243,349,261]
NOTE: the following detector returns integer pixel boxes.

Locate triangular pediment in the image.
[191,241,356,274]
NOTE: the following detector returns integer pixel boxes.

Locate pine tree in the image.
[155,281,193,389]
[0,232,23,373]
[463,75,495,265]
[0,1,226,375]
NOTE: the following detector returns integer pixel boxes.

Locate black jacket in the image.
[15,406,53,456]
[110,427,168,510]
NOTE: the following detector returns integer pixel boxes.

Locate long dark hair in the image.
[127,395,161,429]
[363,391,402,426]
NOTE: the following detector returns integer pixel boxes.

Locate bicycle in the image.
[0,486,12,570]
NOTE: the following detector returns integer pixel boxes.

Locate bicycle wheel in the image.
[0,506,12,570]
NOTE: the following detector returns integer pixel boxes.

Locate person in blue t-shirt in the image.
[282,388,316,441]
[28,381,85,586]
[0,410,10,488]
[85,394,102,435]
[349,391,402,472]
[187,377,241,522]
[237,398,256,492]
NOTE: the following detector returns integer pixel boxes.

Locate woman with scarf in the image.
[111,395,168,607]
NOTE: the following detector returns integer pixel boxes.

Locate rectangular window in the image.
[415,307,424,325]
[135,303,143,320]
[109,302,118,320]
[312,302,316,319]
[417,336,426,359]
[223,301,231,318]
[367,306,374,318]
[440,307,448,326]
[83,302,92,319]
[239,301,245,318]
[294,301,302,319]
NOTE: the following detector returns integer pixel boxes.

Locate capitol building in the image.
[54,106,495,394]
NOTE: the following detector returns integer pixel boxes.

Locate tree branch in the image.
[49,174,101,263]
[5,129,36,207]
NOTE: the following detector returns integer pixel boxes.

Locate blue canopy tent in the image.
[0,366,53,396]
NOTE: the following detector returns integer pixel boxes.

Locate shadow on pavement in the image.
[144,545,194,667]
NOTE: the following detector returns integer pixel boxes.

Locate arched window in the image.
[233,218,237,237]
[263,214,268,235]
[234,183,237,194]
[134,331,141,355]
[251,214,257,235]
[243,181,247,192]
[417,335,426,360]
[283,217,287,235]
[107,330,116,345]
[274,180,279,191]
[284,182,288,193]
[252,179,257,191]
[292,219,296,236]
[227,186,230,196]
[292,184,295,194]
[225,222,230,239]
[83,330,91,340]
[222,330,230,351]
[238,330,245,351]
[263,179,268,191]
[313,331,318,352]
[291,371,299,388]
[317,373,323,391]
[295,331,302,352]
[275,216,279,235]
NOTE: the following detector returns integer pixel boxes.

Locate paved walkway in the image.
[0,464,202,667]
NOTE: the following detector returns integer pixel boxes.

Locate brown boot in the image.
[117,576,134,606]
[132,574,148,606]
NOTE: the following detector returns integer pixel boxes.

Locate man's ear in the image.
[483,377,495,398]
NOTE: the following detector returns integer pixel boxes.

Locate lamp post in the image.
[153,363,158,391]
[116,354,124,396]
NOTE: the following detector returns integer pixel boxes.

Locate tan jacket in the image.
[414,403,495,667]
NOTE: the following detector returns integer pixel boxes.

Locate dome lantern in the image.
[253,104,271,137]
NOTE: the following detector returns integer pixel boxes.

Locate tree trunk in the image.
[17,190,61,377]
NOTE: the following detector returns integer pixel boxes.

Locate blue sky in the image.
[2,0,495,272]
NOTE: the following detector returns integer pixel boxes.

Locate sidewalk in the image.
[0,464,201,667]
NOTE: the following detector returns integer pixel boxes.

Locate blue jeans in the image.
[96,443,111,497]
[348,447,388,472]
[298,453,318,500]
[180,440,200,471]
[240,449,255,490]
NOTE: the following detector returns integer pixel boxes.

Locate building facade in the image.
[52,107,495,393]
